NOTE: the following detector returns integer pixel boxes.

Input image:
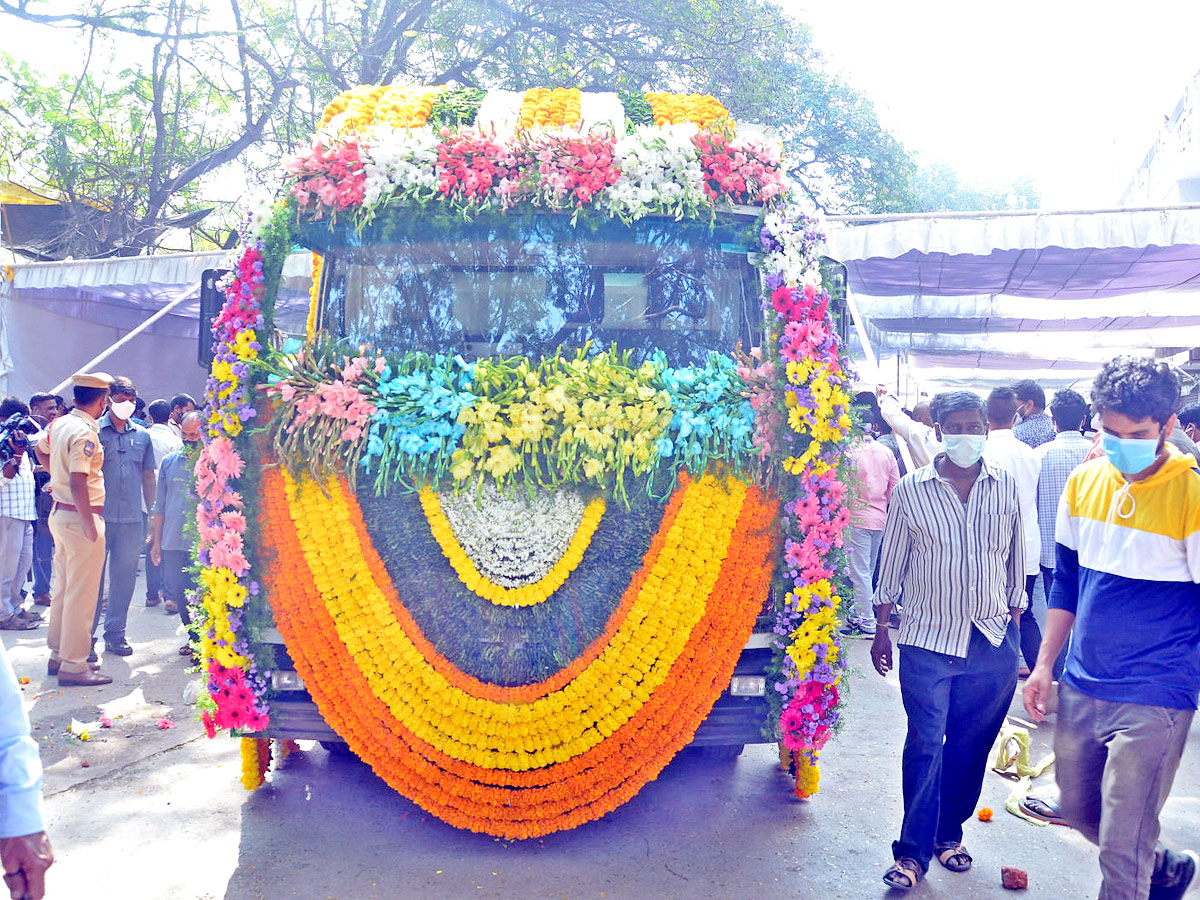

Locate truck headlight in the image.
[729,675,766,696]
[270,670,306,691]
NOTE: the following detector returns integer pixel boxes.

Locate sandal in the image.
[935,842,973,872]
[164,599,179,614]
[882,857,922,890]
[1019,795,1070,826]
[179,644,192,656]
[15,608,43,624]
[0,615,38,631]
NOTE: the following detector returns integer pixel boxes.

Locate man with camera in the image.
[35,373,112,687]
[0,398,41,631]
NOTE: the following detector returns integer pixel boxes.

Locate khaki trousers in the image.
[47,509,106,675]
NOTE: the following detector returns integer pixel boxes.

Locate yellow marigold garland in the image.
[240,737,269,790]
[419,489,606,607]
[282,469,745,769]
[306,252,322,340]
[320,84,444,137]
[517,87,583,130]
[644,92,730,129]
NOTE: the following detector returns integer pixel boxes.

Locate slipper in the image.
[179,644,192,656]
[164,599,179,614]
[0,615,38,631]
[935,842,972,872]
[882,857,922,890]
[1019,795,1069,826]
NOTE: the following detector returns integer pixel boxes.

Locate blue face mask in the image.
[1101,431,1162,475]
[942,433,986,468]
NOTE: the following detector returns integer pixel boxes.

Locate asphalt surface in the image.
[4,572,1198,900]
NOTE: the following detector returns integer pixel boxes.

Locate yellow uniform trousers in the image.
[47,509,106,675]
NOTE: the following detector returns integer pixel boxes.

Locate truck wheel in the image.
[698,744,744,760]
[320,740,355,756]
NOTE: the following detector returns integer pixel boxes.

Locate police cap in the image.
[71,372,113,389]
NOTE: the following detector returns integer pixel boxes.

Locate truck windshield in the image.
[300,212,762,366]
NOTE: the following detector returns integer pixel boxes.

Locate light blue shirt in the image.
[97,415,155,524]
[0,641,45,837]
[153,449,194,552]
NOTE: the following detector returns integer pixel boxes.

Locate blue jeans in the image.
[92,520,144,643]
[1041,566,1069,679]
[1019,573,1042,668]
[31,516,53,596]
[894,623,1019,871]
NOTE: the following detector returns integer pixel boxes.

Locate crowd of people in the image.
[844,356,1200,900]
[0,373,204,897]
[0,376,201,681]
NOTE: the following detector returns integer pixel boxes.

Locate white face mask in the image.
[110,400,136,421]
[942,433,986,468]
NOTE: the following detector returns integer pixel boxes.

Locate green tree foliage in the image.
[906,161,1040,213]
[0,0,929,257]
[0,0,293,257]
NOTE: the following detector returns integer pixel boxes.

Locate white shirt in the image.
[879,395,942,468]
[146,423,183,467]
[874,457,1026,657]
[0,453,36,522]
[985,428,1042,576]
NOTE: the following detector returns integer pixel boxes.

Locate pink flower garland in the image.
[758,213,853,799]
[197,241,272,736]
[286,140,368,220]
[694,131,787,205]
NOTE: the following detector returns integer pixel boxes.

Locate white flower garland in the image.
[437,483,588,587]
[361,125,439,210]
[609,124,708,220]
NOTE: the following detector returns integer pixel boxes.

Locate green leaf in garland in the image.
[428,87,487,129]
[617,90,654,131]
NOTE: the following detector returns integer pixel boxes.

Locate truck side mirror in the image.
[199,268,231,368]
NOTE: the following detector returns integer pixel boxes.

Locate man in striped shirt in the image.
[871,391,1026,891]
[1025,357,1199,900]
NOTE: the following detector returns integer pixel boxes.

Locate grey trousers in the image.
[845,525,883,622]
[1055,682,1195,900]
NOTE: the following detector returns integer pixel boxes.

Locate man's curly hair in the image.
[1090,356,1180,426]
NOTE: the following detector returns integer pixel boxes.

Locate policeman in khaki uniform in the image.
[34,373,113,686]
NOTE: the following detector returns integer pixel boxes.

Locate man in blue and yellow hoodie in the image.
[1025,356,1199,900]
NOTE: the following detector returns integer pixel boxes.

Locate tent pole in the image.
[49,290,198,396]
[844,287,878,378]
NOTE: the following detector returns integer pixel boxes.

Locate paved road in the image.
[5,579,1198,899]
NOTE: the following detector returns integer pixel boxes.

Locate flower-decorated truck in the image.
[195,85,854,838]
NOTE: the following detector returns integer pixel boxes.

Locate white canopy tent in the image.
[823,204,1200,400]
[0,251,312,404]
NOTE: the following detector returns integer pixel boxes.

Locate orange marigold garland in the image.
[260,467,777,837]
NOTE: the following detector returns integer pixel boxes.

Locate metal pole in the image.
[826,201,1200,225]
[48,289,199,395]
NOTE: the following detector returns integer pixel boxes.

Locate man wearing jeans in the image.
[871,391,1025,891]
[1025,356,1199,900]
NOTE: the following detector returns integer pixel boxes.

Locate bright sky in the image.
[782,0,1200,208]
